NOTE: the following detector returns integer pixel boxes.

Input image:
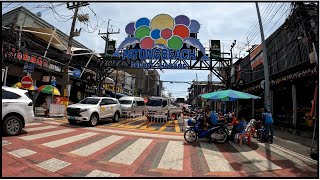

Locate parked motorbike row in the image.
[183,115,236,144]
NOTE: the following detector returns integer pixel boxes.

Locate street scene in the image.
[2,2,319,178]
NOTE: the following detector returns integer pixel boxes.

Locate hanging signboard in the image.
[112,14,209,69]
[250,44,263,69]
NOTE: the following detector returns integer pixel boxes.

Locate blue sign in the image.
[23,63,35,73]
[73,69,81,77]
[51,80,56,87]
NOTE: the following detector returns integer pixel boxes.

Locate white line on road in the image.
[200,142,234,172]
[44,121,64,125]
[86,170,120,177]
[157,141,184,171]
[25,123,43,127]
[70,135,123,157]
[83,127,184,141]
[25,125,57,132]
[42,132,98,148]
[19,129,75,141]
[8,148,36,158]
[36,158,71,172]
[109,138,153,165]
[229,142,282,171]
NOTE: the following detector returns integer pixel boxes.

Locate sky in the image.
[2,2,292,99]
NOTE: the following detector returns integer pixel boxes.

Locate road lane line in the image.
[25,125,57,132]
[110,116,145,127]
[36,158,71,172]
[158,121,171,131]
[109,138,152,165]
[19,129,75,141]
[157,141,184,171]
[200,142,234,172]
[42,132,98,148]
[174,120,180,132]
[70,135,123,156]
[229,142,282,171]
[44,121,64,125]
[86,170,120,177]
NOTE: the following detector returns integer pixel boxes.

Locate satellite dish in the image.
[36,12,42,17]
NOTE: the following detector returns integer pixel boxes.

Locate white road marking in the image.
[86,170,120,177]
[25,123,43,127]
[157,141,184,171]
[36,158,71,172]
[84,127,184,141]
[42,132,98,148]
[44,121,64,125]
[229,142,282,171]
[2,140,11,146]
[109,138,153,165]
[19,129,75,141]
[25,125,57,132]
[70,135,123,156]
[8,148,36,158]
[200,142,234,172]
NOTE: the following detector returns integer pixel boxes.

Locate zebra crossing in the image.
[2,122,317,177]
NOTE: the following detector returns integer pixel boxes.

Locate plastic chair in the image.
[234,123,253,146]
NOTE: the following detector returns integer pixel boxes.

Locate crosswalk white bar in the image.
[44,121,64,125]
[25,123,43,127]
[42,132,98,148]
[157,141,184,171]
[200,142,235,172]
[229,142,282,171]
[70,135,124,157]
[109,138,153,165]
[36,158,71,172]
[19,129,75,141]
[86,170,120,177]
[25,125,57,132]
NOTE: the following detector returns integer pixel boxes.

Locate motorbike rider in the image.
[201,105,219,130]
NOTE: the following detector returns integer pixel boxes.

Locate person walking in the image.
[262,110,274,143]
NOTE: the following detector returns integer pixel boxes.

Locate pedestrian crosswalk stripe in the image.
[109,138,153,165]
[200,142,234,172]
[174,120,180,132]
[25,123,43,127]
[19,129,75,141]
[110,116,146,127]
[84,127,183,141]
[25,125,57,132]
[42,132,99,148]
[257,142,308,167]
[158,121,171,131]
[44,121,64,125]
[157,141,184,171]
[229,142,282,171]
[86,170,120,177]
[70,135,124,157]
[8,148,36,158]
[2,140,11,146]
[36,158,71,172]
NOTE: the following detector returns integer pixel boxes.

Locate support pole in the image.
[80,52,94,78]
[292,83,297,128]
[252,99,255,119]
[256,2,271,112]
[44,28,56,57]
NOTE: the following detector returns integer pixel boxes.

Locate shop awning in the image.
[22,27,67,51]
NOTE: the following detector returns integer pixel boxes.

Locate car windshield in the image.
[119,100,132,105]
[146,99,162,106]
[79,98,100,105]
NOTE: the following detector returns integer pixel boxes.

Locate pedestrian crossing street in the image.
[2,121,318,177]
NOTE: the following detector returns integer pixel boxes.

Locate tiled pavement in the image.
[2,120,318,177]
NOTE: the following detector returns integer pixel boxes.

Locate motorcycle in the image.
[184,116,228,144]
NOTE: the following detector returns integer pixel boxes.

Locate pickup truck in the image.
[146,96,181,121]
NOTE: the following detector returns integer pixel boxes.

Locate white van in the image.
[119,96,146,117]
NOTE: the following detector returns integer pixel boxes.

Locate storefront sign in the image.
[23,63,35,73]
[250,44,263,69]
[112,14,209,69]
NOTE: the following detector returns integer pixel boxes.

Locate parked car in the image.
[119,96,146,117]
[2,86,34,136]
[66,97,122,126]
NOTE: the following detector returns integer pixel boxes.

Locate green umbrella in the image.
[200,89,260,101]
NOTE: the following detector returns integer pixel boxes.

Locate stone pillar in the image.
[292,83,297,128]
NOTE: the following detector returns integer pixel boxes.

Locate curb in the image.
[34,117,67,121]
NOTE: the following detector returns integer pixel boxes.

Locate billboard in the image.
[210,40,221,59]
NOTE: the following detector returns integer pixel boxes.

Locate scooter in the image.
[184,116,228,144]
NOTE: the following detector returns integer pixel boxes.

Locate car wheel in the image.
[88,114,99,126]
[3,115,23,136]
[113,111,120,122]
[68,119,77,125]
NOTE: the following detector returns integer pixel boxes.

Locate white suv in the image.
[2,86,34,136]
[67,97,122,126]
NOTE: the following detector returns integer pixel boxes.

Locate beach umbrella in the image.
[200,89,260,101]
[37,85,60,96]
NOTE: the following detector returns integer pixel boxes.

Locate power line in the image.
[2,3,13,10]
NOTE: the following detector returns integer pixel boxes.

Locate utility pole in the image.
[256,2,271,112]
[63,2,88,97]
[114,70,118,98]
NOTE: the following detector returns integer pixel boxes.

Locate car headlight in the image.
[80,108,89,112]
